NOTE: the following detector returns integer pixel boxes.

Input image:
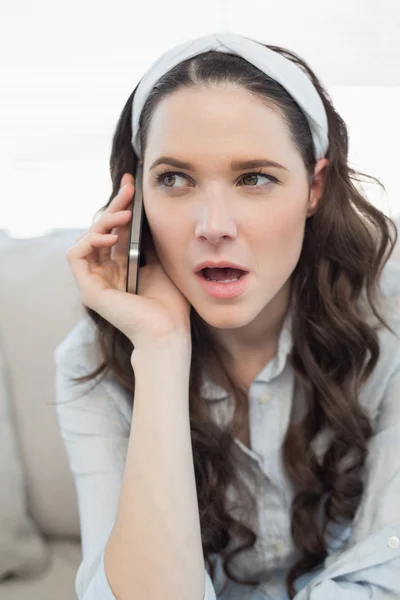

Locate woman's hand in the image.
[66,173,192,349]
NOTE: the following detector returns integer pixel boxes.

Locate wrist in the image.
[130,331,192,369]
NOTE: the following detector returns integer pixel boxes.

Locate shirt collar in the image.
[200,308,293,401]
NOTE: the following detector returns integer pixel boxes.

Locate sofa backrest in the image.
[0,229,86,539]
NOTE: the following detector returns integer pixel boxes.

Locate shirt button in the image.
[260,392,270,404]
[388,536,400,549]
[273,540,285,554]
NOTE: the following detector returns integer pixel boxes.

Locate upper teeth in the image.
[205,277,240,282]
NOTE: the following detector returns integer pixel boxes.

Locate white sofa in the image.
[0,228,87,600]
[0,219,399,600]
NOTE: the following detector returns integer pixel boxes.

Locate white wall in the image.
[1,0,399,237]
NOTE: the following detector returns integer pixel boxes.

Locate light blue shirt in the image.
[54,260,400,600]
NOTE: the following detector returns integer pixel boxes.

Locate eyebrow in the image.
[149,156,289,172]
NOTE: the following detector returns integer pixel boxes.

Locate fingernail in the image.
[119,184,128,194]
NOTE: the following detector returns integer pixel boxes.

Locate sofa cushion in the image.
[0,337,49,579]
[0,540,81,600]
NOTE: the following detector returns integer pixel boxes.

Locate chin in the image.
[193,303,257,329]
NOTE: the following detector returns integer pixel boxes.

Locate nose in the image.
[194,203,238,245]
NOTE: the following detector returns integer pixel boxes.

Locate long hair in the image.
[66,39,398,598]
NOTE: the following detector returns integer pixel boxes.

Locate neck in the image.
[207,279,292,390]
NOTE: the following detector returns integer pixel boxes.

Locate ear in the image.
[306,158,329,218]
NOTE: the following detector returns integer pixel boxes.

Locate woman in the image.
[55,32,400,600]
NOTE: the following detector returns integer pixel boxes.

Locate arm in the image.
[55,322,216,600]
[55,331,130,600]
[293,368,400,599]
[104,334,209,600]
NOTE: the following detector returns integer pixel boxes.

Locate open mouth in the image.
[195,267,250,298]
[200,267,247,282]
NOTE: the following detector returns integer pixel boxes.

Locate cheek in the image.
[254,207,307,271]
[267,210,306,240]
[145,211,186,268]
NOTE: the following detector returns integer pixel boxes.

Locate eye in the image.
[154,170,188,189]
[240,170,279,187]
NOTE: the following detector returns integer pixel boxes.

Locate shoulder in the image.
[54,314,132,427]
[54,313,99,372]
[373,294,400,383]
[358,260,400,423]
[378,259,400,298]
[374,259,400,366]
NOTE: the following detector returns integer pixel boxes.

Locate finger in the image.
[89,176,135,231]
[100,218,130,263]
[91,210,131,235]
[110,221,131,262]
[91,208,105,225]
[77,210,129,255]
[92,209,131,262]
[66,232,118,284]
[91,181,134,229]
[120,172,136,188]
[67,232,118,261]
[109,180,135,212]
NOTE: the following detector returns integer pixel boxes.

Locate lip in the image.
[193,260,248,274]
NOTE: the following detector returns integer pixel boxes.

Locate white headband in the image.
[131,32,329,161]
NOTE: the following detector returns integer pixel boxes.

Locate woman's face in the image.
[142,85,327,338]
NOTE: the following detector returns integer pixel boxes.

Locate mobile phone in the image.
[126,161,144,294]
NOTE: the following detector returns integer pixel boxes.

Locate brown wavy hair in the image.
[67,39,398,598]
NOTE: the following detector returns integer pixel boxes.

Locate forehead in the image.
[144,85,297,162]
